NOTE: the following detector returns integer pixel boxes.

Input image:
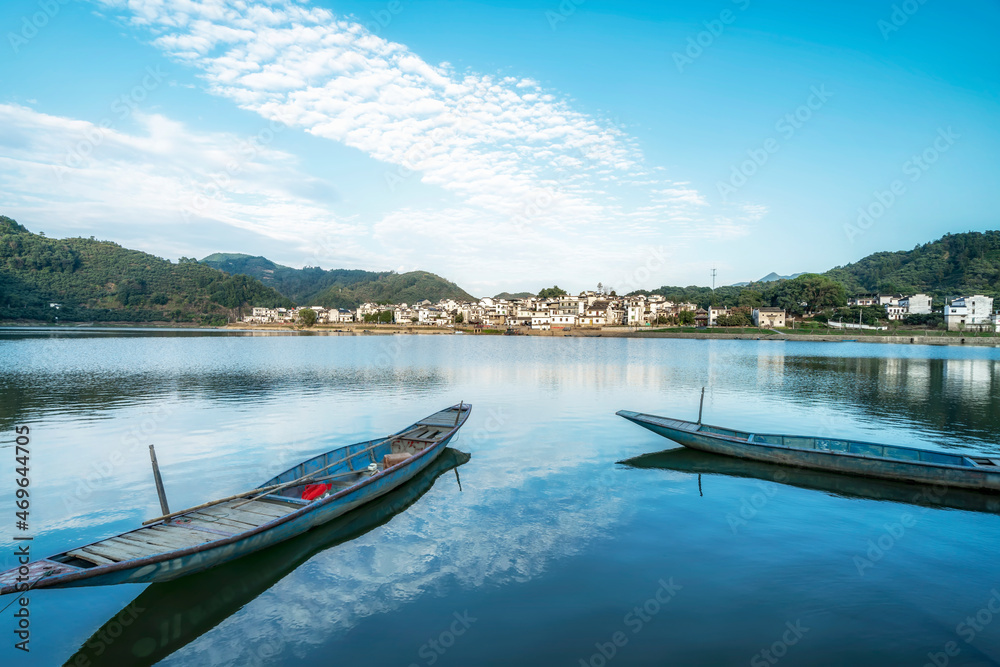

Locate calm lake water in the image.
[2,330,1000,666]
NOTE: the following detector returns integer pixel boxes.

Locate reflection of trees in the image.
[778,355,1000,448]
[0,366,446,431]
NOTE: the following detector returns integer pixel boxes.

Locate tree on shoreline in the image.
[298,308,317,327]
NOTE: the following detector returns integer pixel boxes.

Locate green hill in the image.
[823,231,1000,298]
[0,217,292,324]
[200,253,475,308]
[639,231,1000,315]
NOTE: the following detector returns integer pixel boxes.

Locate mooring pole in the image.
[148,444,171,517]
[697,387,705,424]
[455,400,464,426]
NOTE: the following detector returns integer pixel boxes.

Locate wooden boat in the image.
[616,410,1000,492]
[63,447,471,667]
[0,404,471,595]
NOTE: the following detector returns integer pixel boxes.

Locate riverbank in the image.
[628,330,1000,347]
[222,323,1000,347]
[4,320,998,347]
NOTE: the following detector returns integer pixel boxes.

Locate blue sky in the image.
[1,0,997,296]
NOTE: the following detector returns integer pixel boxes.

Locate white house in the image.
[557,296,584,317]
[418,307,453,325]
[580,301,611,326]
[900,294,932,315]
[752,308,786,328]
[878,294,902,306]
[884,304,907,321]
[246,307,275,323]
[394,304,417,324]
[626,303,646,326]
[530,315,551,330]
[848,294,879,307]
[331,309,354,323]
[945,295,995,331]
[708,307,730,326]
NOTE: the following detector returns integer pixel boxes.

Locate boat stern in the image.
[450,403,472,429]
[0,558,84,596]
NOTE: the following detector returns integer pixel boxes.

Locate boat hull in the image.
[617,411,1000,493]
[55,438,450,589]
[0,404,470,595]
[62,448,472,667]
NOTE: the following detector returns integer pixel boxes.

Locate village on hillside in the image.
[242,291,1000,333]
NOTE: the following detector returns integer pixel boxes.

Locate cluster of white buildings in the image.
[847,293,933,320]
[242,291,1000,333]
[244,306,355,325]
[704,306,786,328]
[243,293,700,329]
[943,295,999,332]
[849,293,1000,331]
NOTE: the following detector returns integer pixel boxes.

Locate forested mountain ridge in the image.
[824,231,1000,297]
[4,216,995,324]
[200,253,475,308]
[639,231,1000,314]
[0,217,291,324]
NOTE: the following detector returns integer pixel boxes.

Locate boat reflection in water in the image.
[619,446,1000,515]
[64,448,471,667]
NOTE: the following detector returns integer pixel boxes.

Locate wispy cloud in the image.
[90,0,757,245]
[1,0,767,291]
[0,103,365,262]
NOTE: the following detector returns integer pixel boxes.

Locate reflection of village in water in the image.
[65,449,471,667]
[6,337,1000,448]
[6,332,1000,665]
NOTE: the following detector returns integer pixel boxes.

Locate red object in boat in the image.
[302,483,332,501]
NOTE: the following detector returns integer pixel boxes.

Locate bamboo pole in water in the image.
[148,445,171,516]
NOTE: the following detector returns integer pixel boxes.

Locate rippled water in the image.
[2,330,1000,666]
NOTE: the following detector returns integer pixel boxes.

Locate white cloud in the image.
[81,0,761,291]
[0,0,771,292]
[0,103,367,264]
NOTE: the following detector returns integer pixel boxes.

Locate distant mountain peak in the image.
[199,254,473,308]
[730,271,805,287]
[759,271,805,283]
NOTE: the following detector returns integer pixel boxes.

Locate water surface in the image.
[2,332,999,666]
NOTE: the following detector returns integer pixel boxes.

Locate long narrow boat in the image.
[616,410,1000,492]
[0,404,471,595]
[63,447,471,667]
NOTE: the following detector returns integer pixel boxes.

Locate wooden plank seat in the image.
[394,435,440,444]
[232,500,293,518]
[66,523,224,565]
[417,408,466,427]
[64,499,298,566]
[418,419,460,428]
